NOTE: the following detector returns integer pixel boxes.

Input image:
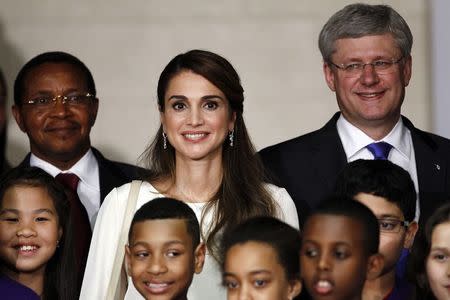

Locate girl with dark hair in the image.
[81,50,299,299]
[408,203,450,300]
[220,216,302,300]
[0,167,78,299]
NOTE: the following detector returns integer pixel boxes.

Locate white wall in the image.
[0,0,430,166]
[431,0,450,139]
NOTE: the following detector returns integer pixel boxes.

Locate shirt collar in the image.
[337,115,411,160]
[30,149,100,189]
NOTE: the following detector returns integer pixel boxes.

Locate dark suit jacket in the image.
[259,112,450,226]
[17,147,149,204]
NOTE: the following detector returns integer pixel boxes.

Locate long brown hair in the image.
[141,49,277,259]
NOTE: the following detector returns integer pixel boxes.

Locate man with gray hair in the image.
[259,3,450,227]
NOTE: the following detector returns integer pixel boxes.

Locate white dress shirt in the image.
[336,115,420,220]
[30,149,100,228]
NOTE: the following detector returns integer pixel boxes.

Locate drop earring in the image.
[163,132,167,149]
[229,130,234,147]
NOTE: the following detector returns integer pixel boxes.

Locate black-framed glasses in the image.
[23,93,96,108]
[378,218,410,233]
[328,57,404,77]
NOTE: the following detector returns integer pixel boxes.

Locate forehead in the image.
[303,214,365,246]
[225,241,282,272]
[165,71,226,100]
[332,33,401,60]
[227,241,278,263]
[23,62,88,94]
[431,222,450,248]
[1,185,55,211]
[354,193,404,219]
[130,219,192,245]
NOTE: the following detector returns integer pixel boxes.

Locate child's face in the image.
[222,241,301,300]
[425,221,450,300]
[0,185,62,276]
[300,214,371,300]
[126,219,205,300]
[355,192,418,275]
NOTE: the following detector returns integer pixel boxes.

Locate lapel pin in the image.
[435,164,441,170]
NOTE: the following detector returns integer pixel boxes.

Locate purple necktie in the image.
[366,142,393,160]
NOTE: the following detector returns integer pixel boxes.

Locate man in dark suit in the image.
[11,51,147,281]
[259,4,450,227]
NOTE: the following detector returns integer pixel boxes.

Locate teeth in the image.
[315,280,333,294]
[184,133,206,139]
[360,93,379,97]
[19,245,37,251]
[317,280,331,288]
[147,283,168,288]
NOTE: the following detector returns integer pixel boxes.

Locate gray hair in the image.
[318,3,413,62]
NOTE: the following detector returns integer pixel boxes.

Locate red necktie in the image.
[55,173,92,278]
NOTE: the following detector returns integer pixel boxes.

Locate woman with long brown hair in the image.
[80,49,298,299]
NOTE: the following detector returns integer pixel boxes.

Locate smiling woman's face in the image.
[160,71,235,162]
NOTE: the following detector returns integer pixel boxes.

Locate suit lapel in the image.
[311,113,348,194]
[17,153,32,168]
[402,116,447,221]
[91,148,127,203]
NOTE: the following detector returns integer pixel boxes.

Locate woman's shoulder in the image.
[101,180,160,209]
[263,182,290,200]
[113,180,156,195]
[263,183,300,230]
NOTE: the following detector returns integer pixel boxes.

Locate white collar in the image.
[30,149,100,189]
[336,115,411,160]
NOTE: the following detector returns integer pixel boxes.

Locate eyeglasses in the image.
[23,93,96,108]
[328,57,404,77]
[378,218,410,233]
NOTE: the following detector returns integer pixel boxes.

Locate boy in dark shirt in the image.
[300,198,384,300]
[335,159,418,300]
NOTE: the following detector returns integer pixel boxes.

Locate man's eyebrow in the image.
[30,88,81,95]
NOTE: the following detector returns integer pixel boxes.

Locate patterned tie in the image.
[55,173,92,277]
[366,142,393,160]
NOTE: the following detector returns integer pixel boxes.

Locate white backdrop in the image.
[0,0,432,166]
[431,0,450,139]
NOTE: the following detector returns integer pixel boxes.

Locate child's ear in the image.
[125,245,131,274]
[193,243,206,274]
[287,278,302,300]
[366,253,384,281]
[404,221,418,249]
